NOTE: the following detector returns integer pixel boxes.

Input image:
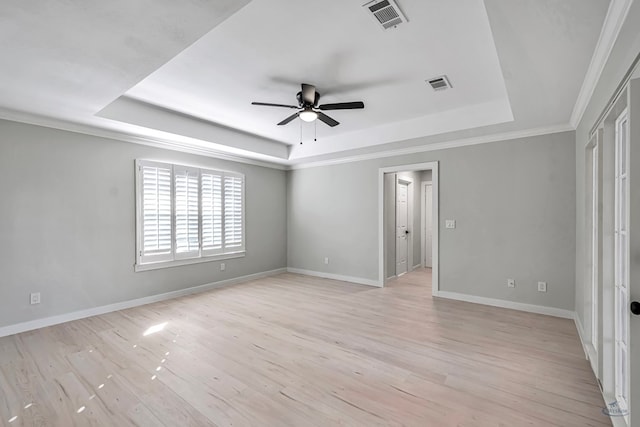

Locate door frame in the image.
[378,161,439,294]
[421,181,433,268]
[586,133,601,378]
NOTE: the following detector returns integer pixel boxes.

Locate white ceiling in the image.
[0,0,611,166]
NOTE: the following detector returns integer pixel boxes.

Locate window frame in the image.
[135,160,245,272]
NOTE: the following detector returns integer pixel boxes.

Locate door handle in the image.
[632,301,640,316]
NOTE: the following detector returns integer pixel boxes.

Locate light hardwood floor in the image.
[0,269,610,426]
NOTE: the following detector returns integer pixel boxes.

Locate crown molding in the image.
[288,123,574,170]
[0,109,289,171]
[570,0,633,128]
[1,109,577,173]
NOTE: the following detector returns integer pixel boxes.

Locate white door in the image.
[396,182,409,276]
[614,108,630,422]
[424,184,433,268]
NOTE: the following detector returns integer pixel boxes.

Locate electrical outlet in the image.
[220,263,226,271]
[324,257,329,265]
[30,292,41,305]
[538,281,547,292]
[445,220,456,229]
[507,279,515,288]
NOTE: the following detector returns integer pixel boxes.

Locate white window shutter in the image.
[201,172,223,255]
[223,174,244,251]
[136,161,245,269]
[174,166,200,259]
[139,162,173,263]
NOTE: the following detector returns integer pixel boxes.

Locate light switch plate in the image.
[445,220,456,229]
[30,292,41,305]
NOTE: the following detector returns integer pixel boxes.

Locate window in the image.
[136,160,245,271]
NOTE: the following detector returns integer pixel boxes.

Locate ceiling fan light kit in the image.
[251,83,365,128]
[299,109,318,122]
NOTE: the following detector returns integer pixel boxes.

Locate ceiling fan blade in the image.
[252,102,298,109]
[318,101,365,110]
[277,112,299,126]
[301,84,316,105]
[316,112,339,127]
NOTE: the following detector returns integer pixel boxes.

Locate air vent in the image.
[364,0,408,30]
[427,75,452,91]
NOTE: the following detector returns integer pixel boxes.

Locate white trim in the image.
[575,314,590,360]
[0,268,287,338]
[431,165,439,296]
[286,268,381,287]
[412,263,422,270]
[588,344,599,375]
[0,108,288,170]
[570,0,634,128]
[420,181,433,269]
[289,124,573,170]
[433,289,575,319]
[378,162,439,294]
[134,251,245,272]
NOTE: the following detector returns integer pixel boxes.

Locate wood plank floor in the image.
[0,269,610,426]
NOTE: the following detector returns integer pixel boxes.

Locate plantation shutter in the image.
[139,161,173,263]
[223,174,244,251]
[174,166,200,259]
[201,171,223,255]
[136,160,245,269]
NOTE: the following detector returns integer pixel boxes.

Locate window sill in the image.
[135,251,245,272]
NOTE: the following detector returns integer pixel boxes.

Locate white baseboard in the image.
[287,268,382,287]
[433,290,575,319]
[576,315,599,378]
[574,315,590,360]
[412,263,422,270]
[0,268,287,338]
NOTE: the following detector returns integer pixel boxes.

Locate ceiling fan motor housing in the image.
[296,91,320,107]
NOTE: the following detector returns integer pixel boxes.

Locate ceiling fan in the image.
[251,83,364,127]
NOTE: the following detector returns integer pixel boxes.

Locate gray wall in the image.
[574,2,640,326]
[0,119,287,328]
[288,131,576,310]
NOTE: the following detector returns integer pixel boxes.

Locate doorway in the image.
[584,70,639,425]
[379,161,439,293]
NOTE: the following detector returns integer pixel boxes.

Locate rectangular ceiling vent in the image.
[364,0,408,30]
[427,75,452,91]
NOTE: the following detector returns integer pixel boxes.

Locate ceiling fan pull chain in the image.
[300,119,303,144]
[314,120,317,142]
